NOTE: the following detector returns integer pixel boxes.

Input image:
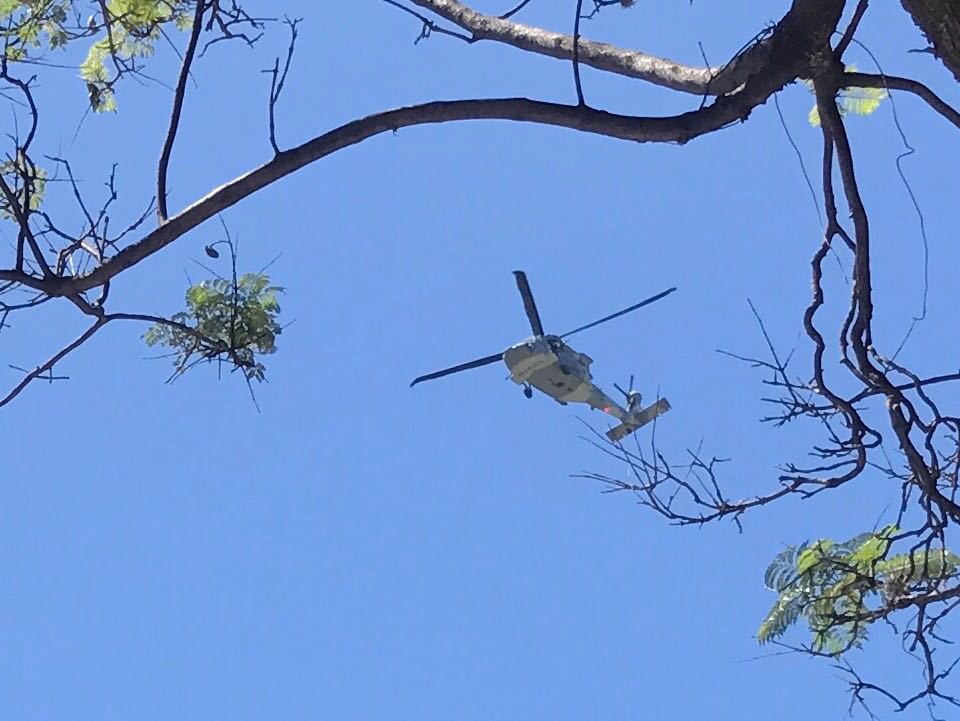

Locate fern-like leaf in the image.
[764,542,807,591]
[758,583,810,643]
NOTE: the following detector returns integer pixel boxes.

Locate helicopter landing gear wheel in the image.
[523,384,533,399]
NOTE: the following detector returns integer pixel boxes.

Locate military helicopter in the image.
[411,271,675,442]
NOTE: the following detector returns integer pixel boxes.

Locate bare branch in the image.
[0,171,52,278]
[843,71,960,130]
[572,0,585,105]
[157,0,207,222]
[0,317,108,407]
[381,0,474,43]
[1,0,846,301]
[4,66,805,295]
[263,16,301,155]
[500,0,534,20]
[834,0,870,59]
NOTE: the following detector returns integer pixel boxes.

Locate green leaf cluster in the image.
[143,271,283,382]
[1,1,194,111]
[802,66,888,127]
[758,527,960,657]
[1,0,71,60]
[80,0,193,112]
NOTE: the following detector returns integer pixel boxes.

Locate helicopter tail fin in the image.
[606,398,671,442]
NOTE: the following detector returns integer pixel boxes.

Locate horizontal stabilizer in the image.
[606,398,671,442]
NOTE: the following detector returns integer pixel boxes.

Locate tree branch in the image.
[0,317,108,407]
[900,0,960,83]
[844,71,960,130]
[157,0,207,222]
[0,0,844,299]
[572,0,585,105]
[3,84,799,294]
[834,0,870,59]
[264,16,301,154]
[0,172,52,278]
[399,0,775,95]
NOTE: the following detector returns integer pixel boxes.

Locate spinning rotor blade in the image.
[410,352,504,387]
[513,271,545,337]
[561,287,677,339]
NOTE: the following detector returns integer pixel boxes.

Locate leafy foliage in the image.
[80,0,193,111]
[802,66,888,127]
[143,272,283,382]
[758,527,960,656]
[0,0,71,60]
[1,1,193,111]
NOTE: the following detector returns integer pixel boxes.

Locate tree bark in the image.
[901,0,960,82]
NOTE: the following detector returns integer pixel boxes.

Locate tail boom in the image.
[606,398,671,442]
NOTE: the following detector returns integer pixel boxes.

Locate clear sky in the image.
[2,2,960,719]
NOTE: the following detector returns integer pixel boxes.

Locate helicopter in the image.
[410,271,675,442]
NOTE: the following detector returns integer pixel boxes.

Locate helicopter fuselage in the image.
[504,336,611,406]
[409,271,675,442]
[501,335,671,441]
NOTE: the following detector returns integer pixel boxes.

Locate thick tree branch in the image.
[0,0,847,418]
[0,0,843,298]
[900,0,960,83]
[817,58,960,522]
[0,95,795,293]
[401,0,775,95]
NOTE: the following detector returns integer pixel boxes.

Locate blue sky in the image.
[2,2,960,719]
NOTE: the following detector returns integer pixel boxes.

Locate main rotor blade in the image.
[513,270,545,337]
[410,352,504,387]
[560,287,677,339]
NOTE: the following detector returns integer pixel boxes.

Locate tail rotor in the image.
[613,375,642,414]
